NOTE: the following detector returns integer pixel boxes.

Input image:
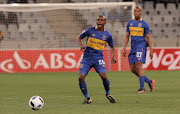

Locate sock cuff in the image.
[139,76,145,79]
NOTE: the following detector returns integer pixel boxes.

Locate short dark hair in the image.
[135,6,141,11]
[97,15,106,21]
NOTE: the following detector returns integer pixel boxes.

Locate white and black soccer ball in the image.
[29,96,44,110]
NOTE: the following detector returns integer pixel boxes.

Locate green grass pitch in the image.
[0,71,180,114]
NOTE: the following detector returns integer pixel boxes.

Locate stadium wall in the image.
[0,48,180,73]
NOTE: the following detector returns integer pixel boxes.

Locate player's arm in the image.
[123,32,130,57]
[146,34,153,59]
[77,36,86,51]
[77,29,89,51]
[145,22,153,59]
[107,35,116,64]
[123,22,130,57]
[110,45,116,64]
[0,31,3,43]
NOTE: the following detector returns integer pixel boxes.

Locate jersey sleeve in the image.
[79,28,89,39]
[126,21,130,33]
[107,34,114,47]
[144,22,150,34]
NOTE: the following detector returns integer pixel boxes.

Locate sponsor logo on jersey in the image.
[87,37,106,50]
[129,27,144,36]
[80,64,83,68]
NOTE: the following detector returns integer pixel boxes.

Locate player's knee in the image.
[101,76,108,81]
[99,72,108,80]
[79,74,86,83]
[135,62,143,70]
[135,62,142,67]
[131,69,136,73]
[130,67,137,74]
[135,63,144,76]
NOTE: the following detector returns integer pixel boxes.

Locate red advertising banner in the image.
[143,48,180,70]
[0,48,179,73]
[120,48,180,71]
[0,49,118,73]
[120,49,130,71]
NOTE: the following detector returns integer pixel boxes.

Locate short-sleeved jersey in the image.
[126,18,150,52]
[79,26,114,58]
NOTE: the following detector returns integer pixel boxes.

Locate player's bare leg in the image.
[135,62,146,93]
[130,64,145,93]
[135,62,155,92]
[79,73,92,104]
[79,74,86,83]
[99,72,116,103]
[130,64,138,77]
[130,63,155,92]
[135,62,144,76]
[79,73,86,83]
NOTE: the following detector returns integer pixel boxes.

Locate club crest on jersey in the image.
[130,23,133,26]
[80,64,83,68]
[102,35,106,40]
[138,23,142,27]
[92,34,96,37]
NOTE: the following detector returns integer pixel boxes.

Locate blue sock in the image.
[139,76,145,90]
[103,79,110,95]
[79,81,89,98]
[144,76,151,84]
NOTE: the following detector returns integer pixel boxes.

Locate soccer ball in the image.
[29,96,44,110]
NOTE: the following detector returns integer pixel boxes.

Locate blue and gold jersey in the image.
[80,26,114,58]
[126,18,150,52]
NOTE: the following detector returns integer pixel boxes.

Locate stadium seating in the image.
[0,1,179,49]
[0,0,6,4]
[71,0,123,2]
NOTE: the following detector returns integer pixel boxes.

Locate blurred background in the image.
[0,0,179,72]
[0,0,179,49]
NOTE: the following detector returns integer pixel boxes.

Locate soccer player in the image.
[77,15,116,104]
[123,6,155,93]
[0,30,3,42]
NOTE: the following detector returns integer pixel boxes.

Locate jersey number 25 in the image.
[98,60,105,65]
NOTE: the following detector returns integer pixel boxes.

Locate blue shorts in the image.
[78,57,107,76]
[128,47,147,65]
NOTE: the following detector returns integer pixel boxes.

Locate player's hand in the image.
[111,57,117,64]
[150,48,153,59]
[80,46,86,51]
[123,48,126,57]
